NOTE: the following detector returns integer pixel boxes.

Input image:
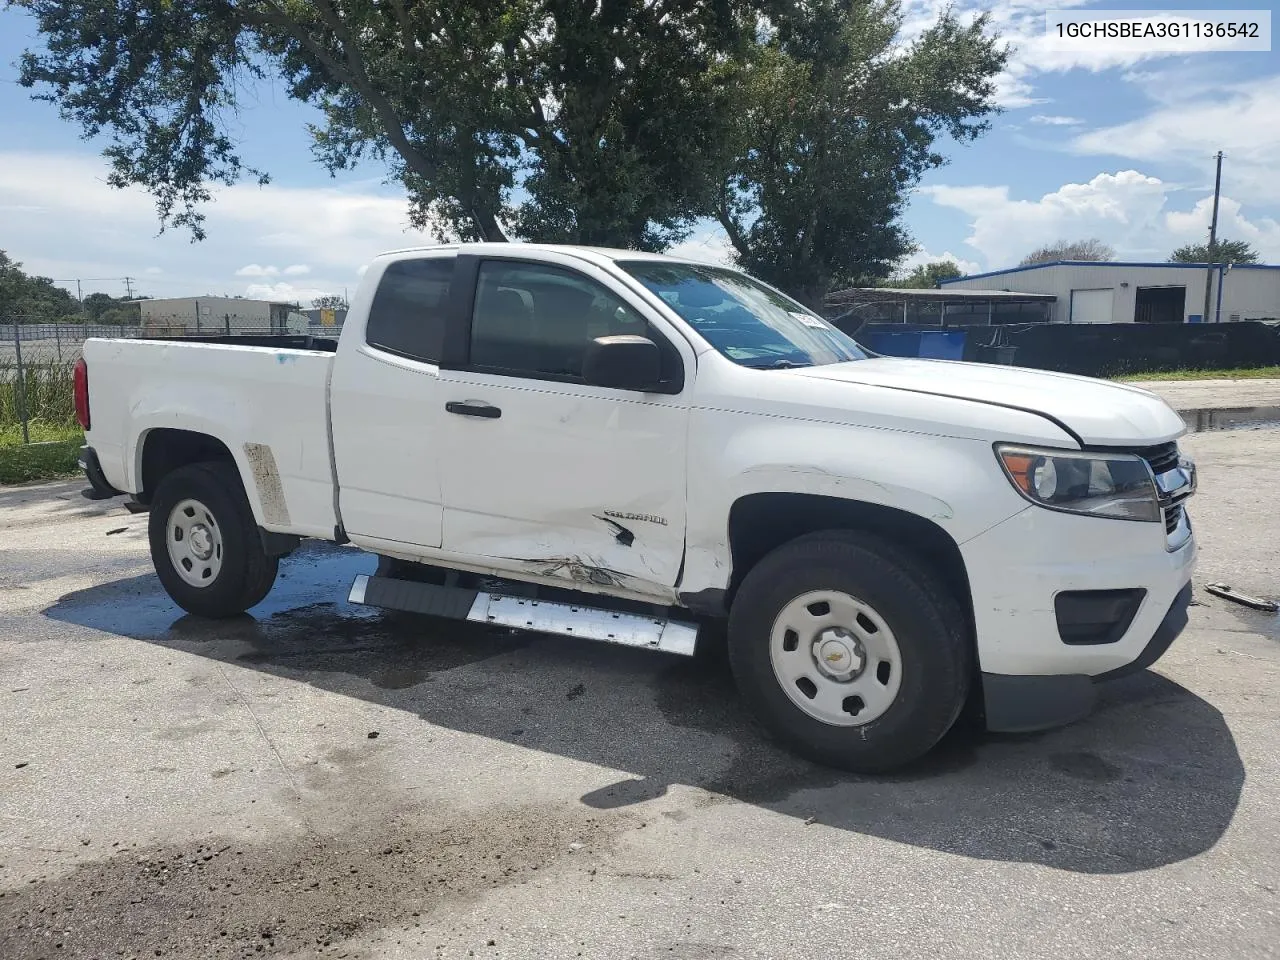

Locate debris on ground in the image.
[1204,583,1279,612]
[105,527,128,536]
[367,731,379,739]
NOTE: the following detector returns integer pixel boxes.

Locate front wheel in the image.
[728,531,971,772]
[148,461,278,618]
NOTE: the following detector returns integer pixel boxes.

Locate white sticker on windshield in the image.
[789,311,827,329]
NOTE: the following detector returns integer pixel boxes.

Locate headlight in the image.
[995,445,1160,522]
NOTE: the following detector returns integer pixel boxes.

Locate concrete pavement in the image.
[1,430,1278,960]
[1138,377,1280,414]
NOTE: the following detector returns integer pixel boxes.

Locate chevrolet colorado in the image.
[75,243,1197,771]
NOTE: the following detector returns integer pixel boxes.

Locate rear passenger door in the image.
[436,253,692,599]
[330,253,454,548]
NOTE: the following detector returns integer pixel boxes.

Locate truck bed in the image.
[138,334,339,352]
[82,337,340,539]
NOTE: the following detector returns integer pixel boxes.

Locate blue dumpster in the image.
[863,329,966,360]
[917,330,966,360]
[863,330,920,357]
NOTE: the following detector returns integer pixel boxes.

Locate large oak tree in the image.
[16,1,1005,301]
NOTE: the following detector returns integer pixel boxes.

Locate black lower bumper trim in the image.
[79,445,123,499]
[1094,582,1192,681]
[983,581,1193,732]
[983,672,1097,733]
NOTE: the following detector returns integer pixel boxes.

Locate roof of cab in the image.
[374,241,705,267]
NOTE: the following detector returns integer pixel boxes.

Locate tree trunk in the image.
[470,206,509,242]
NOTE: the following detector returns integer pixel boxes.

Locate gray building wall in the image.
[942,262,1280,324]
[137,297,298,332]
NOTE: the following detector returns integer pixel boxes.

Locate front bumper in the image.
[961,503,1195,678]
[960,500,1196,732]
[982,583,1192,732]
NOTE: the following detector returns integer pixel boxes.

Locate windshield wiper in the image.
[743,359,812,369]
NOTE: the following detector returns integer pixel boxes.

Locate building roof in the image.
[939,259,1280,285]
[129,296,299,306]
[826,286,1056,304]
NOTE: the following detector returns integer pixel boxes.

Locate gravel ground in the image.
[1,429,1277,960]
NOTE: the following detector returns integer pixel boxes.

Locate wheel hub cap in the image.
[767,589,904,728]
[165,498,223,589]
[814,628,864,681]
[189,524,214,560]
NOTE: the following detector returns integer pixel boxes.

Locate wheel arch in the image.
[723,492,974,637]
[137,428,238,502]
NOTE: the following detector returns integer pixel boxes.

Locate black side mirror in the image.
[582,335,662,391]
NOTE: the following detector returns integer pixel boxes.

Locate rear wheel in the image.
[728,530,971,772]
[148,461,278,618]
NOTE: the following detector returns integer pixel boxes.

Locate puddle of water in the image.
[1181,405,1280,432]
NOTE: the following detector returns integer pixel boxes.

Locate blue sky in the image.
[2,1,1278,305]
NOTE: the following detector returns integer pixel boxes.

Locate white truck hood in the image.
[791,358,1186,446]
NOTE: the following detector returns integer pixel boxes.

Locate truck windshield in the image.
[618,261,867,368]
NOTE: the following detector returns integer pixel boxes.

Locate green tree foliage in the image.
[17,0,1005,302]
[891,259,964,288]
[0,251,79,320]
[311,294,350,311]
[716,2,1005,305]
[17,0,754,248]
[1169,238,1260,265]
[81,291,141,321]
[1019,238,1115,266]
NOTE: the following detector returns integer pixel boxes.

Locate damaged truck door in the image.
[435,254,692,600]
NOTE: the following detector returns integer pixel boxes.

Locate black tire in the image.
[727,530,971,772]
[148,460,278,618]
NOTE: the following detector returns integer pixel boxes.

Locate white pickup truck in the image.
[75,243,1197,771]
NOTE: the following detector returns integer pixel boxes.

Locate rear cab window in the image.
[365,256,455,362]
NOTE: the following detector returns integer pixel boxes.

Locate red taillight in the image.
[73,357,90,431]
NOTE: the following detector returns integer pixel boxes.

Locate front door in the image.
[437,255,691,599]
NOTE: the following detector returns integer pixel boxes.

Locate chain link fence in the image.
[1,318,341,445]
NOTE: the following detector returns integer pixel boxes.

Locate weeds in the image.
[0,355,78,431]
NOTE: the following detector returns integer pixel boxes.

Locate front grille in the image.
[1164,503,1183,535]
[1132,441,1180,475]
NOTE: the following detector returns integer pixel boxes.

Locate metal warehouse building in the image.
[941,261,1280,325]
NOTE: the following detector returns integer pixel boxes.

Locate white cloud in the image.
[1165,196,1280,257]
[665,226,736,265]
[236,263,311,278]
[0,150,441,300]
[898,1,1223,110]
[921,169,1280,269]
[896,247,983,278]
[243,281,329,304]
[1070,75,1280,204]
[1029,115,1083,126]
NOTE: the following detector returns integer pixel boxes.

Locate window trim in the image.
[363,252,458,364]
[447,254,685,394]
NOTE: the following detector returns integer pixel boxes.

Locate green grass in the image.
[0,354,83,483]
[1117,366,1280,382]
[0,355,78,432]
[0,424,84,485]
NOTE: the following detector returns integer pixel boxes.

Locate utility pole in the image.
[123,276,135,299]
[75,279,84,316]
[1201,150,1223,324]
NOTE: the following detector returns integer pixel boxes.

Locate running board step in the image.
[347,574,698,656]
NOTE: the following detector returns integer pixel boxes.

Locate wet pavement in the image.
[2,430,1279,960]
[1141,376,1280,416]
